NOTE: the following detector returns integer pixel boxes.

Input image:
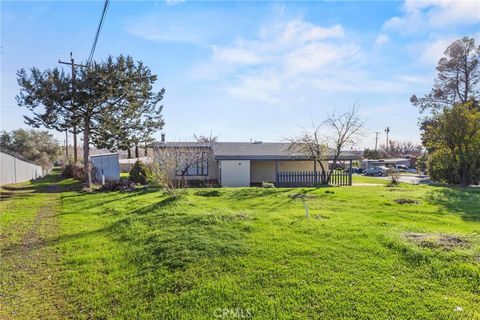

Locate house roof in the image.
[89,153,119,158]
[213,142,358,160]
[151,142,212,148]
[153,141,359,161]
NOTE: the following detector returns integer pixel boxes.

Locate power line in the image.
[87,0,110,65]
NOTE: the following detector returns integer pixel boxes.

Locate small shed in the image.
[90,153,120,183]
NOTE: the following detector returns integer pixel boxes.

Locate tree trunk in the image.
[73,126,78,163]
[83,120,92,187]
[127,147,131,159]
[144,146,148,156]
[135,144,139,158]
[317,160,327,184]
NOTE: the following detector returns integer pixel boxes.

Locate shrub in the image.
[387,168,400,186]
[262,182,275,188]
[97,180,137,192]
[61,163,85,180]
[129,160,148,185]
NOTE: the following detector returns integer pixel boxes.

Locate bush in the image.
[387,168,400,186]
[129,160,148,185]
[97,180,137,192]
[427,149,460,184]
[61,163,85,180]
[262,182,275,188]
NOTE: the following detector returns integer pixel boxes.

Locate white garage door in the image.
[220,160,250,187]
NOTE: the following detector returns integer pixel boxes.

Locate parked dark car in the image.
[345,167,364,174]
[363,166,389,176]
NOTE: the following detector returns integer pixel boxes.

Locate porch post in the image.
[349,159,353,186]
[313,160,317,184]
[275,160,279,186]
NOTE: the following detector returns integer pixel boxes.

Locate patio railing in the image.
[276,170,351,187]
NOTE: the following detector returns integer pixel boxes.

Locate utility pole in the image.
[385,126,390,152]
[374,131,380,158]
[59,52,86,163]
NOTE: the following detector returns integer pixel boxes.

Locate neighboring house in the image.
[119,156,150,172]
[153,141,358,187]
[361,157,416,169]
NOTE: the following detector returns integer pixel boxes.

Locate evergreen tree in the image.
[17,55,165,186]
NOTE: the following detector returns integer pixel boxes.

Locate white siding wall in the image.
[0,152,45,185]
[220,160,250,187]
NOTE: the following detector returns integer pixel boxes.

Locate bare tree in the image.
[288,105,365,184]
[150,142,209,193]
[324,105,365,172]
[379,140,424,158]
[194,132,219,143]
[287,125,330,183]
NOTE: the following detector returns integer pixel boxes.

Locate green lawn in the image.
[1,173,479,319]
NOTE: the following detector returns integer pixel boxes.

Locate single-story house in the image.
[361,157,416,169]
[153,141,359,187]
[119,156,151,172]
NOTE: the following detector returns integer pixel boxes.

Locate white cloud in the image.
[417,37,456,65]
[385,0,480,32]
[211,46,263,65]
[375,34,390,46]
[190,17,417,105]
[190,18,369,103]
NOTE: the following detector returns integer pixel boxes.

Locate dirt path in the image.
[0,183,67,319]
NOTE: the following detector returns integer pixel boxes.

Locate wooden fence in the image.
[276,170,351,187]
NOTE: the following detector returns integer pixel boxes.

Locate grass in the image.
[1,173,479,319]
[352,174,390,185]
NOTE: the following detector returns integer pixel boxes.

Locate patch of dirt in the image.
[194,190,222,197]
[289,193,317,199]
[403,232,471,251]
[394,198,420,205]
[231,212,250,220]
[0,183,66,319]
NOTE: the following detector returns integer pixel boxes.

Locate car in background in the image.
[344,167,364,174]
[395,165,417,173]
[363,166,389,176]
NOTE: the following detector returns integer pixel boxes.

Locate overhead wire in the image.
[87,0,110,65]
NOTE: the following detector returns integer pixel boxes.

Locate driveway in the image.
[377,174,432,185]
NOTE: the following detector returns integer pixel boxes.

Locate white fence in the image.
[0,149,47,185]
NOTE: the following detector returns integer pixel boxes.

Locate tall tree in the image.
[16,68,79,158]
[411,37,480,186]
[410,37,480,113]
[17,55,165,186]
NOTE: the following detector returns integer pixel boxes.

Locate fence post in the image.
[348,159,353,186]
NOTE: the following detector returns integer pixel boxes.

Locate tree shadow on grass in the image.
[426,187,480,222]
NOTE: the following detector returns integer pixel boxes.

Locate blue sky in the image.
[1,0,479,149]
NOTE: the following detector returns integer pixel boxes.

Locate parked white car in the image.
[395,165,417,173]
